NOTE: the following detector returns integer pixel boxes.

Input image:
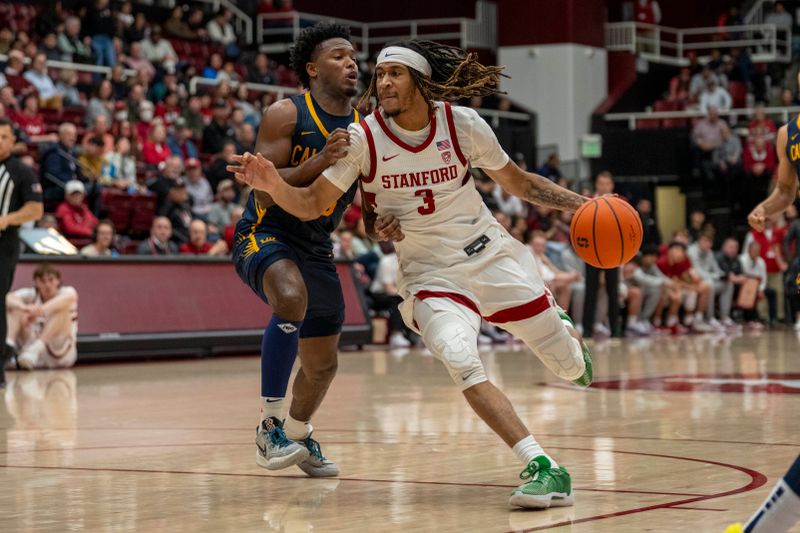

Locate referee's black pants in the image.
[0,236,20,363]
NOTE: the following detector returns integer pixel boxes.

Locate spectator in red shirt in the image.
[55,180,99,240]
[13,93,46,138]
[656,242,714,333]
[668,67,691,106]
[142,122,170,167]
[179,219,228,256]
[745,218,788,322]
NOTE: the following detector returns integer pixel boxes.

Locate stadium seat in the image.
[728,81,748,108]
[129,195,157,236]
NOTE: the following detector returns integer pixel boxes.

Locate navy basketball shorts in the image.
[233,231,345,338]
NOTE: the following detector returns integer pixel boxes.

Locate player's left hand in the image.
[748,205,767,232]
[227,152,280,193]
[375,214,404,242]
[0,215,8,230]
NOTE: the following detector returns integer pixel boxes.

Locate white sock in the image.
[666,315,678,327]
[512,435,558,468]
[284,414,313,440]
[746,478,800,533]
[694,311,704,323]
[5,337,14,347]
[260,397,283,423]
[627,316,638,327]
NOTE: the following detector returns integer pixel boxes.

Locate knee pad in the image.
[421,311,486,390]
[511,310,585,381]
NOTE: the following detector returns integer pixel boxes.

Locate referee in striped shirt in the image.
[0,117,43,387]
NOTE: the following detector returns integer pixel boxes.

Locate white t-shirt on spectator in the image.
[370,253,400,294]
[24,70,60,100]
[699,87,733,113]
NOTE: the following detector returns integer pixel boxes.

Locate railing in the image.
[605,22,791,65]
[0,54,137,78]
[256,2,497,57]
[188,76,301,100]
[745,0,770,25]
[604,105,800,130]
[155,0,253,44]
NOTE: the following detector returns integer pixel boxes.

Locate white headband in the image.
[376,46,432,77]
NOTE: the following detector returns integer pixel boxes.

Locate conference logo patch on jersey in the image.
[441,151,451,163]
[436,139,451,151]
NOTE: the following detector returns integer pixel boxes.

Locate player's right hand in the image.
[375,214,404,242]
[228,152,280,193]
[747,205,767,232]
[322,128,350,164]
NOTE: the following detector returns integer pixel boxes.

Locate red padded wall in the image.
[11,260,367,336]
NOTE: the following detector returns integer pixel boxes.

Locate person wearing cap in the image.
[202,98,235,155]
[167,116,199,162]
[78,135,106,181]
[230,38,594,508]
[159,178,192,244]
[55,180,98,240]
[147,155,185,211]
[207,178,237,231]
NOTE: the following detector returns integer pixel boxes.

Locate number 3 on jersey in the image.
[415,188,436,215]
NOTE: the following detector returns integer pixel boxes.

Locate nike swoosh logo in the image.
[256,442,267,456]
[382,154,399,161]
[264,398,282,402]
[384,53,397,57]
[301,131,316,136]
[793,133,799,140]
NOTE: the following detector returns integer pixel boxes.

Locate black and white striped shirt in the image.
[0,157,42,242]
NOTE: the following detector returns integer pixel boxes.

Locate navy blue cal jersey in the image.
[239,92,360,255]
[785,114,800,180]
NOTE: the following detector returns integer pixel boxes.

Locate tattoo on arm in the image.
[522,175,587,211]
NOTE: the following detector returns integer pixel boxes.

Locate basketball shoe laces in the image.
[303,436,326,461]
[519,457,559,491]
[268,424,294,448]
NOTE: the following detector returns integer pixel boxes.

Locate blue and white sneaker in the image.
[297,433,339,477]
[255,417,309,470]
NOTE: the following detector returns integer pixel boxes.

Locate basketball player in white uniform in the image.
[5,263,78,369]
[229,40,593,509]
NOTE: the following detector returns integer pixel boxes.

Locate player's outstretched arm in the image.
[228,152,344,221]
[748,125,798,231]
[483,161,589,212]
[251,100,350,209]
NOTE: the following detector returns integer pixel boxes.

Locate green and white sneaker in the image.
[255,417,309,470]
[557,309,593,388]
[509,455,574,509]
[297,433,339,477]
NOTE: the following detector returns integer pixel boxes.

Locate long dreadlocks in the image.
[359,39,506,110]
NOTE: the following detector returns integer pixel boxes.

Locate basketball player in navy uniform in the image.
[233,23,402,476]
[0,117,44,387]
[726,86,800,533]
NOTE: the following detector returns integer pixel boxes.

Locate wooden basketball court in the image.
[2,331,799,532]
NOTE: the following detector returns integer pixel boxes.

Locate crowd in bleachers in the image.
[0,0,301,254]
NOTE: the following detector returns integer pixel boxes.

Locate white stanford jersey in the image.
[14,286,79,343]
[325,102,510,278]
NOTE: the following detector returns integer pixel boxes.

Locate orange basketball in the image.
[570,196,643,269]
